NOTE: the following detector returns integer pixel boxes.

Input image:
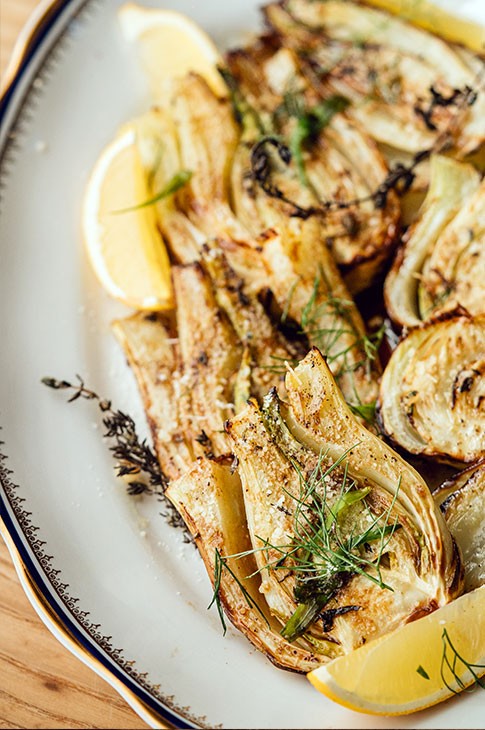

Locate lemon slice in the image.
[82,121,173,311]
[118,3,227,99]
[365,0,485,52]
[308,586,485,715]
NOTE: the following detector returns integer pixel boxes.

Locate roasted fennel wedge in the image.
[112,250,308,471]
[264,0,485,156]
[139,77,267,293]
[166,457,327,672]
[200,245,304,405]
[261,217,381,420]
[433,461,485,593]
[225,40,400,294]
[112,312,194,481]
[378,312,485,464]
[385,155,483,328]
[222,349,461,661]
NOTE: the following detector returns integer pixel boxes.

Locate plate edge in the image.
[0,519,170,729]
[0,0,69,102]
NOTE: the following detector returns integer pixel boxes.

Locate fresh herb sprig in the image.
[247,79,479,217]
[41,375,189,533]
[265,271,384,424]
[211,446,401,641]
[278,454,400,640]
[113,169,192,215]
[440,628,485,695]
[209,548,270,635]
[286,95,350,187]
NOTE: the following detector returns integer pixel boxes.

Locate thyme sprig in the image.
[41,375,188,533]
[248,79,479,217]
[414,84,478,132]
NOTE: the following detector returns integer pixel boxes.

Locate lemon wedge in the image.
[308,585,485,715]
[365,0,484,52]
[82,119,173,311]
[118,3,227,99]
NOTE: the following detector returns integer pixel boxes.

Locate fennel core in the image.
[210,447,401,643]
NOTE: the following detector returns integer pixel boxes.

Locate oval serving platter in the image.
[0,1,484,728]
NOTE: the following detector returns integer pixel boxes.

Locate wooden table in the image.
[0,2,148,727]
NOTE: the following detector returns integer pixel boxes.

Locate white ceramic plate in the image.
[0,1,484,728]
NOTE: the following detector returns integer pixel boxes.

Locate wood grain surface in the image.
[0,1,148,727]
[0,0,38,79]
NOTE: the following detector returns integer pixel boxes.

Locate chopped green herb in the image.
[440,628,485,695]
[288,96,350,187]
[113,169,193,214]
[417,665,430,680]
[208,548,270,634]
[274,270,384,424]
[210,442,401,641]
[279,456,400,641]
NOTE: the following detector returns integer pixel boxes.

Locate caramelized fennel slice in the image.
[225,350,462,654]
[303,115,399,292]
[132,107,205,266]
[266,0,485,155]
[200,245,304,403]
[378,314,485,464]
[111,312,193,481]
[166,457,328,672]
[173,262,242,458]
[384,155,482,329]
[226,399,440,654]
[226,41,400,294]
[140,101,264,289]
[261,218,380,413]
[226,401,313,627]
[434,461,485,593]
[419,179,485,321]
[319,115,401,295]
[170,73,267,292]
[282,348,461,605]
[171,74,243,237]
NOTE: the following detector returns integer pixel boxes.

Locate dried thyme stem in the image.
[41,375,190,536]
